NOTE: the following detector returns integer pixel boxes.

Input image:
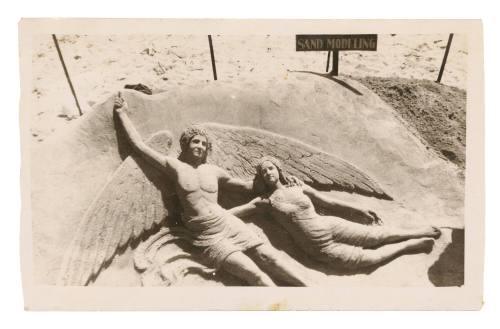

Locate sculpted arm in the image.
[217,168,254,194]
[114,94,181,176]
[228,197,271,218]
[301,184,383,225]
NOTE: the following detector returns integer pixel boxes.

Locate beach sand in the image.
[30,34,467,142]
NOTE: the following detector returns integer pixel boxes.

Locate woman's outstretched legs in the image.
[370,226,441,247]
[354,237,435,269]
[327,216,441,248]
[322,237,435,270]
[221,251,276,286]
[248,244,312,286]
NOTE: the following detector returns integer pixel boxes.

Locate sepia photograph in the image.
[19,19,484,310]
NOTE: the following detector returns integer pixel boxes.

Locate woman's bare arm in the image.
[302,184,383,225]
[228,202,258,218]
[114,94,181,176]
[228,197,270,218]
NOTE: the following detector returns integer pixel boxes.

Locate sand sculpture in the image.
[31,74,464,287]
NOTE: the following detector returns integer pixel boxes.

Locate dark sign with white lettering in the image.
[296,34,378,51]
[295,34,378,76]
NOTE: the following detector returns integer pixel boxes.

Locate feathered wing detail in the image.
[200,123,392,200]
[58,131,179,286]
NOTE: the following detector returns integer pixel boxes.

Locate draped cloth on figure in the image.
[269,186,387,269]
[182,205,264,267]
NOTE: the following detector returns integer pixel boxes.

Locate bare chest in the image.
[176,165,218,194]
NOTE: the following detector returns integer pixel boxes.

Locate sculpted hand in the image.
[288,175,304,186]
[251,197,271,209]
[363,210,383,225]
[113,92,128,113]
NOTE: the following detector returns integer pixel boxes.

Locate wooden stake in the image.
[326,51,331,72]
[437,33,454,83]
[330,50,339,76]
[208,35,217,81]
[52,34,83,116]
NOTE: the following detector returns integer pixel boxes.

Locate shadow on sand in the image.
[427,229,464,287]
[291,70,364,96]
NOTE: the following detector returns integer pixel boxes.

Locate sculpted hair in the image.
[178,125,212,163]
[253,156,298,195]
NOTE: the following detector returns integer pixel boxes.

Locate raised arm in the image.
[113,94,181,176]
[301,184,383,225]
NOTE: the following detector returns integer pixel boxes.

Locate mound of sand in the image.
[355,77,466,170]
[30,73,464,286]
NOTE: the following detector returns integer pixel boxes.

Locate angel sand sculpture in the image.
[229,156,441,270]
[33,74,464,287]
[58,93,394,286]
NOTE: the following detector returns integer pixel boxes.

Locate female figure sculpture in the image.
[230,156,441,270]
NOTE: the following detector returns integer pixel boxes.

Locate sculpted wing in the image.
[200,123,392,200]
[58,131,180,286]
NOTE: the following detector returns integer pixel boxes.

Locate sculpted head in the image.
[179,125,212,164]
[254,156,292,193]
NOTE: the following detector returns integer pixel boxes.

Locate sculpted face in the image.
[188,134,208,160]
[260,161,280,187]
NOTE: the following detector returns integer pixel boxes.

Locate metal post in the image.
[326,51,331,72]
[208,35,217,81]
[436,33,454,83]
[52,34,83,116]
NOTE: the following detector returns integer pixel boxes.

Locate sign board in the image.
[296,34,378,76]
[296,34,378,51]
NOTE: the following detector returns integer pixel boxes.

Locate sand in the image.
[354,77,466,171]
[30,34,467,142]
